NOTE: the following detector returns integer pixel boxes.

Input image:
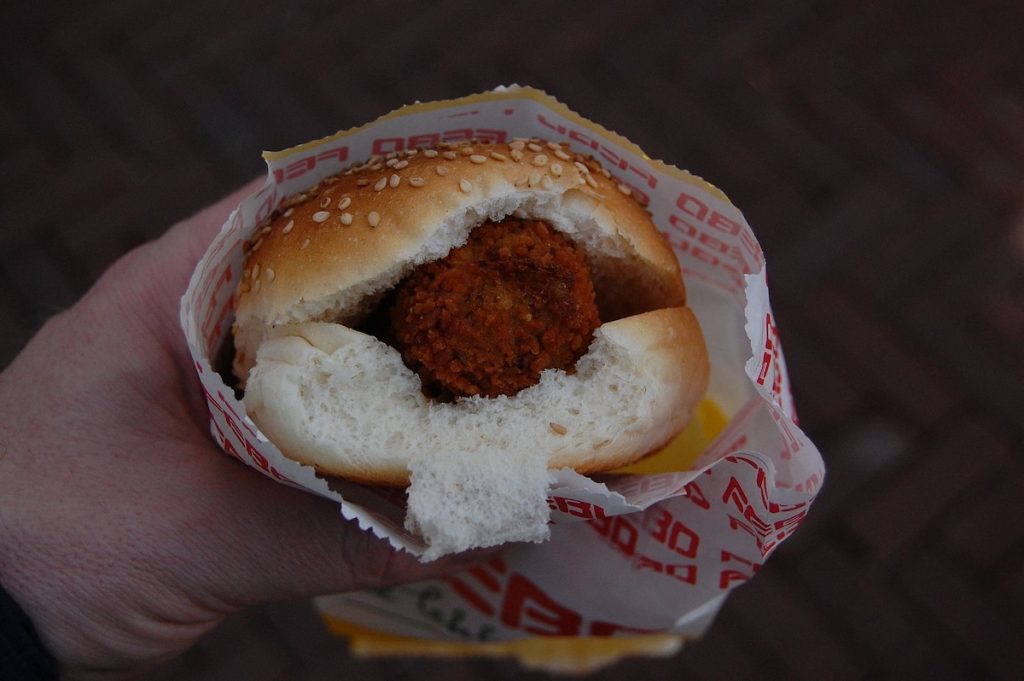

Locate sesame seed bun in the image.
[232,138,709,485]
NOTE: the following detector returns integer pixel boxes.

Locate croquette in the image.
[389,218,601,400]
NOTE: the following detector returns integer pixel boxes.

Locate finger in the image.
[186,463,490,611]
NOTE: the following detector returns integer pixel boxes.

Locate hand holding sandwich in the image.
[0,182,484,681]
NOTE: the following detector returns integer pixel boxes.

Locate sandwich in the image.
[231,138,709,490]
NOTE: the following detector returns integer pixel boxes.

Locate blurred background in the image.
[3,0,1024,679]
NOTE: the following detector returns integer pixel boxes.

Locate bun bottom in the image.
[243,307,709,486]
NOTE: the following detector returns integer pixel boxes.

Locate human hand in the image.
[0,181,478,680]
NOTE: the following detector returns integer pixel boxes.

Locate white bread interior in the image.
[232,140,709,487]
[243,306,707,486]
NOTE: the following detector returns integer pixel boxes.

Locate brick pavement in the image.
[2,0,1023,678]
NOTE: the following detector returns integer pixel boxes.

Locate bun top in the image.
[233,138,686,382]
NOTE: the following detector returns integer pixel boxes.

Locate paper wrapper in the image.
[181,86,825,671]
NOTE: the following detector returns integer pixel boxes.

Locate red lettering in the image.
[627,163,657,190]
[676,191,709,220]
[684,481,711,510]
[548,496,607,519]
[589,516,639,557]
[472,128,506,143]
[408,133,441,149]
[372,137,405,155]
[446,576,496,616]
[597,145,627,171]
[501,574,582,636]
[536,113,566,135]
[316,146,348,164]
[719,569,750,589]
[441,128,474,142]
[668,214,698,239]
[644,508,699,558]
[667,563,698,585]
[707,210,742,236]
[568,129,599,151]
[667,520,699,558]
[723,476,750,514]
[721,550,761,571]
[612,517,638,556]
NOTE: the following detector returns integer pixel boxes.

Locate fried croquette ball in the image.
[389,218,600,400]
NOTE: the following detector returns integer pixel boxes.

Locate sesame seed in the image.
[283,219,295,234]
[490,151,508,162]
[265,267,275,282]
[301,238,310,249]
[313,210,331,223]
[574,161,589,174]
[617,183,632,195]
[394,159,409,170]
[370,163,383,171]
[385,151,398,160]
[320,196,331,208]
[459,146,474,155]
[514,176,528,187]
[586,174,598,188]
[340,212,353,225]
[406,149,419,156]
[549,422,567,435]
[338,196,351,210]
[251,238,264,252]
[541,175,554,190]
[424,149,438,158]
[459,178,473,193]
[470,154,487,164]
[385,158,399,168]
[554,149,572,161]
[389,173,401,188]
[509,140,526,151]
[546,141,561,151]
[436,166,449,176]
[443,151,457,160]
[527,142,543,152]
[373,177,387,191]
[251,263,260,280]
[528,173,541,187]
[409,176,425,187]
[284,207,294,217]
[510,149,524,162]
[356,178,370,186]
[550,163,563,177]
[532,154,549,166]
[252,279,261,293]
[368,211,381,227]
[601,167,612,178]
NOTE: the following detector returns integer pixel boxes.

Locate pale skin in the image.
[0,182,481,680]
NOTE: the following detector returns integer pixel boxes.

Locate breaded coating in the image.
[390,218,600,400]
